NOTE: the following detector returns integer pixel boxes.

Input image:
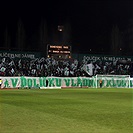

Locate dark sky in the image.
[0,0,133,54]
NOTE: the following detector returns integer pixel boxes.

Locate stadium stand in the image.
[0,56,132,77]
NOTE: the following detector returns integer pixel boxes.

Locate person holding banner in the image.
[0,78,2,89]
[99,79,103,88]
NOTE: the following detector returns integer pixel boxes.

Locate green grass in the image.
[0,88,133,133]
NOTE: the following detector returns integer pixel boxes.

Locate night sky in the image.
[0,0,133,55]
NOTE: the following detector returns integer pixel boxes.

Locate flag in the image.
[8,61,14,66]
[0,67,6,72]
[2,58,6,63]
[11,68,15,74]
[83,63,94,76]
[18,59,21,68]
[39,57,45,63]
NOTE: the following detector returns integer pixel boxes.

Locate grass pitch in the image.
[0,88,133,133]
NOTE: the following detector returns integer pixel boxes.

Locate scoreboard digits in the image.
[47,44,71,59]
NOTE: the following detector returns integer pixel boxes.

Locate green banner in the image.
[1,76,133,88]
[1,76,95,88]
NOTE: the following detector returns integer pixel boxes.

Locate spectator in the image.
[0,57,132,77]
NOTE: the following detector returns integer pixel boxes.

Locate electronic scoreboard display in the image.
[47,44,71,59]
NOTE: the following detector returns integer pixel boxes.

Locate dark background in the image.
[0,0,133,55]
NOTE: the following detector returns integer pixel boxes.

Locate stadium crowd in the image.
[0,56,132,77]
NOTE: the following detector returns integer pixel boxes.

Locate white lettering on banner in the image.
[97,57,100,60]
[108,57,112,61]
[0,52,21,58]
[103,57,108,61]
[85,56,101,62]
[83,55,132,62]
[22,54,35,59]
[3,53,8,57]
[0,51,40,59]
[14,54,21,58]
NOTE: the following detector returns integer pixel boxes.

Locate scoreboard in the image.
[47,44,71,59]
